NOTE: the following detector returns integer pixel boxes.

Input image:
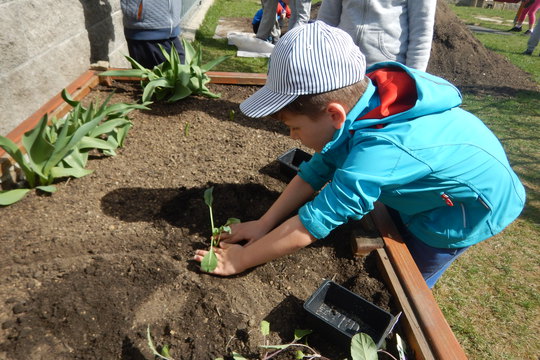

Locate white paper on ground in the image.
[227,32,274,58]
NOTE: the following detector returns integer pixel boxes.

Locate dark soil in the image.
[0,1,538,359]
[0,82,392,360]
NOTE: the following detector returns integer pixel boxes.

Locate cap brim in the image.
[240,85,299,118]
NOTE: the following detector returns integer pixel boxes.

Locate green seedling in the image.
[217,321,401,360]
[101,39,230,103]
[184,122,190,137]
[229,109,235,122]
[147,326,174,360]
[201,186,240,272]
[258,320,321,360]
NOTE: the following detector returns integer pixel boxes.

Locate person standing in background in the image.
[524,18,540,54]
[288,0,312,29]
[508,0,540,34]
[255,0,282,44]
[317,0,436,71]
[252,0,291,37]
[121,0,185,68]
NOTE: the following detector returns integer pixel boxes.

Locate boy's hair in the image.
[278,77,369,118]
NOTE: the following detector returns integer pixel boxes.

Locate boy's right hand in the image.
[193,242,247,276]
[219,220,271,245]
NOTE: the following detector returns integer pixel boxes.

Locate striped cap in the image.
[240,21,366,118]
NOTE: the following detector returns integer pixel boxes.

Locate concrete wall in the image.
[0,0,213,137]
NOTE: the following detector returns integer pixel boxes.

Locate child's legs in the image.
[526,1,540,28]
[404,233,470,289]
[522,0,540,27]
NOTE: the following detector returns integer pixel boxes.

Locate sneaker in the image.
[524,29,532,35]
[523,50,533,55]
[508,26,522,32]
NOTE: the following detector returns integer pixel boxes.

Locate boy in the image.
[193,22,526,288]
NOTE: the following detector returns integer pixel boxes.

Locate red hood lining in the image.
[358,68,418,123]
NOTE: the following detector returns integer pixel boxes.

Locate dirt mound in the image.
[427,1,538,94]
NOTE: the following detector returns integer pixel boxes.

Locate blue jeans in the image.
[388,208,471,289]
[404,233,470,289]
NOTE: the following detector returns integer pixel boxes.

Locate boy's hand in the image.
[219,220,271,245]
[193,243,246,276]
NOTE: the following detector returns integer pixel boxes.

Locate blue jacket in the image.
[298,62,526,248]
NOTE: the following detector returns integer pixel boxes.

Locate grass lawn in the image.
[437,6,539,360]
[195,2,539,359]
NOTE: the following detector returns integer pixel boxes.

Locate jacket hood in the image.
[321,62,463,154]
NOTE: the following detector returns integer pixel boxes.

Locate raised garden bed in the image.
[0,70,466,360]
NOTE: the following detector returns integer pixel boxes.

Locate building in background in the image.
[0,0,212,137]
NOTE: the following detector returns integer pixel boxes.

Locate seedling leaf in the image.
[350,333,378,360]
[225,218,241,226]
[204,187,214,207]
[232,353,248,360]
[260,320,270,336]
[293,329,312,341]
[201,247,218,272]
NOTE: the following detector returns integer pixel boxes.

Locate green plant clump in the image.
[101,39,230,103]
[0,89,149,205]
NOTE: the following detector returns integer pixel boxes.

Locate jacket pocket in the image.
[413,198,492,241]
[360,29,396,62]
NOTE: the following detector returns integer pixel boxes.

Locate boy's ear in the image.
[326,103,348,129]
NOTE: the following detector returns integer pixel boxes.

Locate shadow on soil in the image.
[101,182,281,237]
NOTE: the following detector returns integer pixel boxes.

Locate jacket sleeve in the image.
[297,152,336,191]
[405,0,436,71]
[298,136,431,239]
[316,0,343,26]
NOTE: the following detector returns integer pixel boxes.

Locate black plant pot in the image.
[277,148,312,179]
[304,280,398,349]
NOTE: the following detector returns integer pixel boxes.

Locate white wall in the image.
[0,0,213,137]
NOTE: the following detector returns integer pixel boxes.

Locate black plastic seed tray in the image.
[277,148,312,179]
[303,280,397,348]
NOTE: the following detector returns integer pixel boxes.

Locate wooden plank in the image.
[207,71,267,85]
[370,202,468,360]
[97,68,267,86]
[375,247,434,360]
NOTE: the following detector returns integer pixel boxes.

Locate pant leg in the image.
[386,207,471,289]
[256,0,279,41]
[403,232,471,289]
[527,20,540,52]
[289,0,312,29]
[126,37,185,68]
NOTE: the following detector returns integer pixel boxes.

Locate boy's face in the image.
[279,110,338,152]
